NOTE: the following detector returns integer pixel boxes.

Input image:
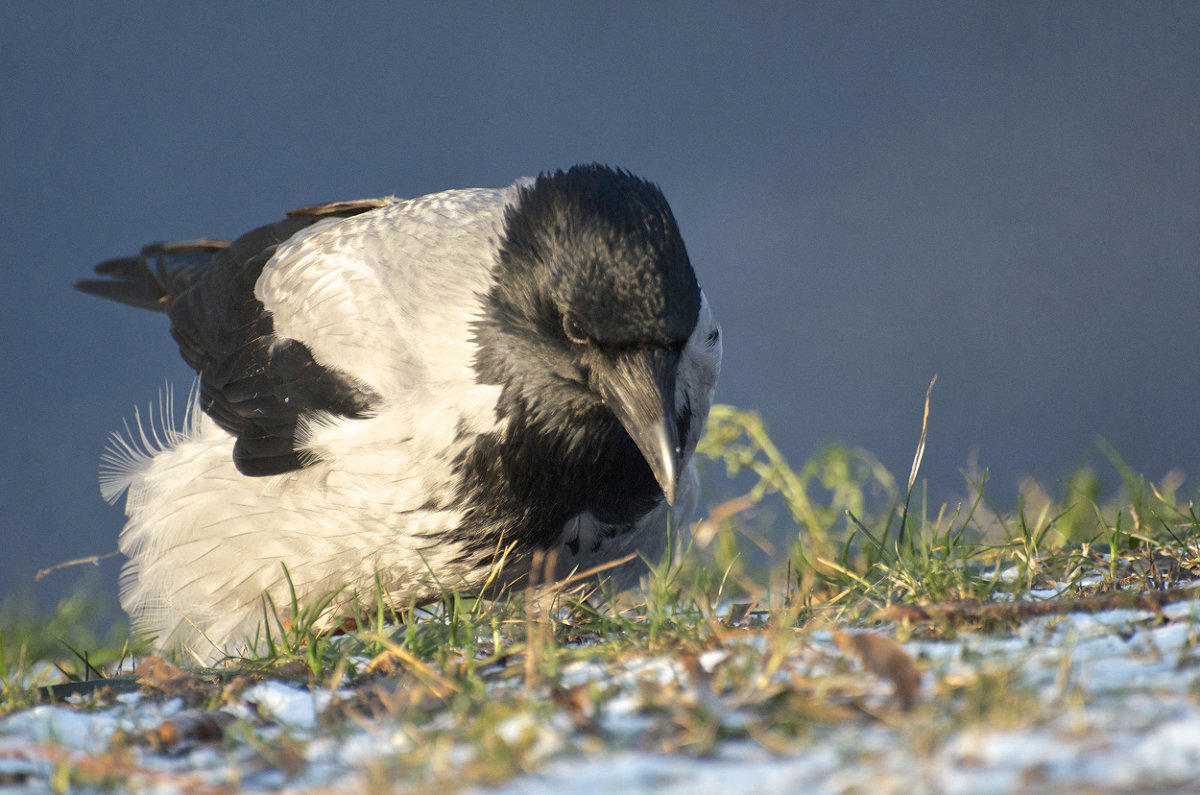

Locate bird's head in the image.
[476,164,703,506]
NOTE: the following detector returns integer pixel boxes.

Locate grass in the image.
[3,401,1200,790]
[0,581,138,709]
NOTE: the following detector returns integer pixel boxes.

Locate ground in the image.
[4,405,1199,793]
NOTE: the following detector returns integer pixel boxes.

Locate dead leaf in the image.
[878,604,932,623]
[271,659,313,679]
[135,655,204,699]
[112,710,234,752]
[363,641,459,699]
[551,684,597,727]
[835,631,921,709]
[364,649,405,678]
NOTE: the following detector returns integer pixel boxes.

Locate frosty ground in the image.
[3,592,1200,794]
[6,407,1199,792]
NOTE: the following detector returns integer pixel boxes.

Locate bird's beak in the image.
[593,347,682,505]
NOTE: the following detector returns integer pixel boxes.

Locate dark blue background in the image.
[4,3,1198,616]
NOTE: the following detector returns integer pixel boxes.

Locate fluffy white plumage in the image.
[82,166,721,663]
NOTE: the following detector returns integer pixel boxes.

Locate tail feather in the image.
[76,200,391,313]
[76,239,230,312]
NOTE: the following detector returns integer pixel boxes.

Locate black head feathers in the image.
[497,164,701,348]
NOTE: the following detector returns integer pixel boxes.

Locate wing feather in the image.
[81,203,386,476]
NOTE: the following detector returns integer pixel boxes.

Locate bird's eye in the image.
[562,312,589,345]
[706,327,721,346]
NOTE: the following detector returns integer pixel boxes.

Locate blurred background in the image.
[3,3,1198,620]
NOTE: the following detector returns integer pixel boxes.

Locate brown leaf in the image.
[878,604,932,623]
[113,710,235,752]
[273,735,308,779]
[363,649,405,678]
[834,631,921,709]
[219,674,255,708]
[551,684,597,727]
[135,655,204,699]
[271,659,314,679]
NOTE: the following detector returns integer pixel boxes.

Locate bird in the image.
[78,164,722,663]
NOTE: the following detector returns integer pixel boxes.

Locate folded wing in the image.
[77,201,389,476]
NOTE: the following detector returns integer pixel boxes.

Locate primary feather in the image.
[79,164,721,662]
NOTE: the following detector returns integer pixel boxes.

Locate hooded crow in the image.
[78,164,722,662]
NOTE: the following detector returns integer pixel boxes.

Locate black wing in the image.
[78,200,389,476]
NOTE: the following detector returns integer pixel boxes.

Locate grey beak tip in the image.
[598,346,683,509]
